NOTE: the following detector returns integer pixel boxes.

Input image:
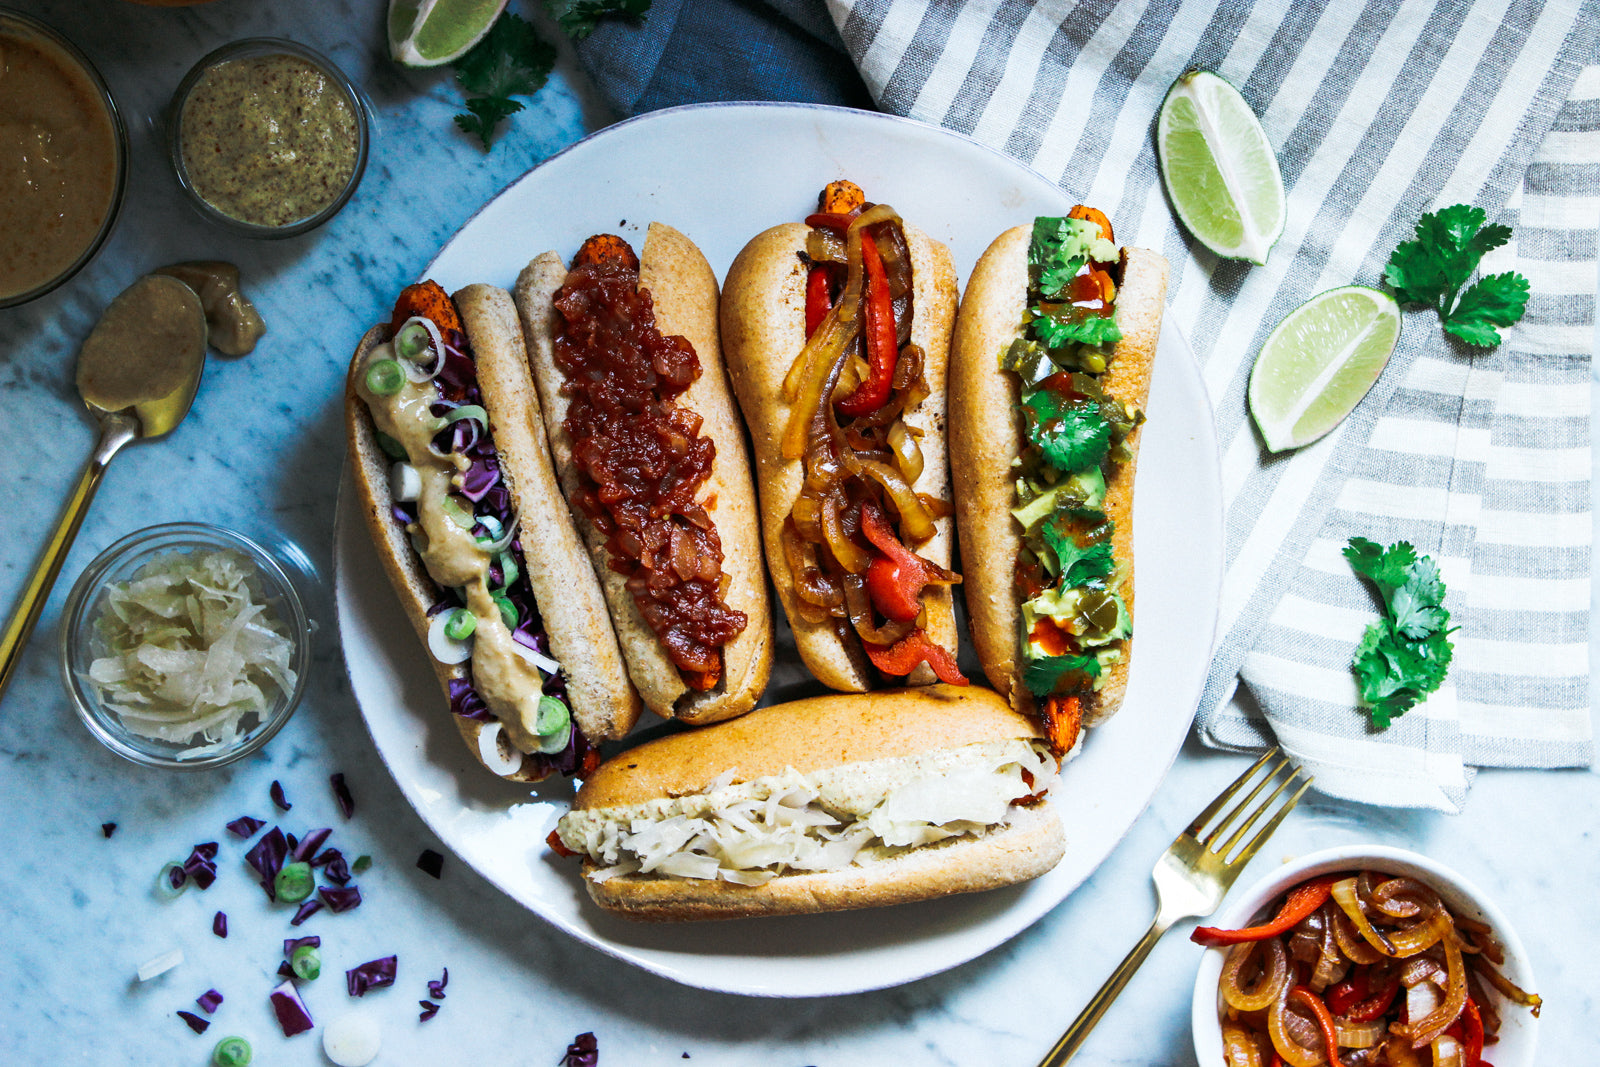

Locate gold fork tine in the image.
[1185,746,1281,837]
[1228,771,1313,869]
[1213,760,1300,860]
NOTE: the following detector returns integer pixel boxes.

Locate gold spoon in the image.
[0,275,207,701]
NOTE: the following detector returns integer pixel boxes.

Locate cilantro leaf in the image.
[1041,510,1115,586]
[547,0,651,40]
[1345,537,1455,729]
[1443,272,1530,347]
[1030,311,1123,349]
[454,96,524,151]
[1382,203,1528,348]
[451,15,556,150]
[1022,388,1110,473]
[1022,651,1101,698]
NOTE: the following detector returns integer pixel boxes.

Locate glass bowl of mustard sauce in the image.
[168,38,370,239]
[0,8,129,308]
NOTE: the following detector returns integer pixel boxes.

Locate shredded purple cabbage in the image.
[212,912,227,939]
[165,863,187,892]
[101,822,117,839]
[447,677,494,723]
[278,961,295,979]
[177,1010,210,1034]
[330,773,355,819]
[319,885,362,914]
[428,967,448,1000]
[197,989,223,1014]
[419,999,440,1021]
[345,955,397,997]
[292,828,332,865]
[270,780,291,812]
[290,900,323,926]
[391,501,416,526]
[245,827,288,900]
[416,849,444,879]
[269,980,314,1037]
[561,1033,599,1067]
[226,815,266,839]
[459,456,501,502]
[182,843,219,890]
[322,852,352,887]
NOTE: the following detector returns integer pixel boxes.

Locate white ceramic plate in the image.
[333,103,1223,997]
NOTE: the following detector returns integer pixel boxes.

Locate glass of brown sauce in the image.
[0,9,129,308]
[168,38,369,239]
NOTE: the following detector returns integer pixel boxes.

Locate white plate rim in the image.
[333,101,1223,998]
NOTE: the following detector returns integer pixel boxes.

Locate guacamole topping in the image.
[1006,215,1143,701]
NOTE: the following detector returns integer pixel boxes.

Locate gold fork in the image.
[1036,747,1313,1067]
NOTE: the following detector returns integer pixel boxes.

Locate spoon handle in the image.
[0,414,140,704]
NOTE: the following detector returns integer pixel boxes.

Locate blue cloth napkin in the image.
[573,0,871,115]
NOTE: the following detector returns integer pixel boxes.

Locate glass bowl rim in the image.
[166,36,371,240]
[60,521,311,770]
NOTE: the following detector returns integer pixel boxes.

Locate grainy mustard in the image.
[178,52,358,228]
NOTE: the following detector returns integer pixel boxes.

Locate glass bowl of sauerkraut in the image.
[61,523,310,769]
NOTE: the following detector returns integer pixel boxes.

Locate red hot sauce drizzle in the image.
[552,244,747,687]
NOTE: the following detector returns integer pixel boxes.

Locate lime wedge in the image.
[1248,286,1401,452]
[1157,70,1286,265]
[389,0,508,68]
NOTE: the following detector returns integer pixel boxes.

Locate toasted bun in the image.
[720,220,959,691]
[513,224,772,724]
[343,285,639,782]
[572,685,1064,920]
[950,229,1168,726]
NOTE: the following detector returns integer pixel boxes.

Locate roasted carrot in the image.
[389,280,461,335]
[571,233,640,272]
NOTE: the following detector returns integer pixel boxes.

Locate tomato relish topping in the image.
[780,181,964,685]
[552,239,746,681]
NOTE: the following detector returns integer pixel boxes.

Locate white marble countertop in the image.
[1,2,1594,1063]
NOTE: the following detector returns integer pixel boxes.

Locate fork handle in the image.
[1036,914,1171,1067]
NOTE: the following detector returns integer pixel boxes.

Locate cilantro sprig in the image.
[1383,204,1529,348]
[448,2,651,150]
[1344,537,1456,729]
[1021,389,1110,473]
[452,15,555,150]
[548,0,651,40]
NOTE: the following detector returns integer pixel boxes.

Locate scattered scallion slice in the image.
[394,318,435,361]
[426,611,473,665]
[364,358,405,396]
[494,595,517,630]
[496,550,520,589]
[291,943,322,981]
[212,1036,253,1066]
[274,861,314,903]
[156,861,188,900]
[440,495,476,531]
[138,948,184,981]
[374,431,407,460]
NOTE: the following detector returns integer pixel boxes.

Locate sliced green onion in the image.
[353,855,373,874]
[395,320,432,361]
[444,404,488,428]
[375,431,407,460]
[364,358,405,396]
[476,514,504,540]
[440,495,476,531]
[274,861,314,903]
[475,515,518,554]
[494,595,517,630]
[212,1036,253,1067]
[443,608,476,641]
[496,549,520,589]
[534,696,571,753]
[155,862,188,901]
[290,943,321,981]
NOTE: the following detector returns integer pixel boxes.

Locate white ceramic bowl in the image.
[1192,845,1539,1067]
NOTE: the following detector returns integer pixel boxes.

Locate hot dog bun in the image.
[513,223,772,725]
[950,225,1167,732]
[720,216,959,691]
[345,284,640,781]
[555,685,1065,920]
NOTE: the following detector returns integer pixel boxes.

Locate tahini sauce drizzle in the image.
[355,341,549,755]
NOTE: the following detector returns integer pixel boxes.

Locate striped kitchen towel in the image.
[821,0,1598,810]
